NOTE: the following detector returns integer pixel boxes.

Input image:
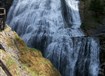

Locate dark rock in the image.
[80,0,105,35]
[99,35,105,76]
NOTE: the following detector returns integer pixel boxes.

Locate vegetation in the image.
[89,0,105,22]
[81,0,105,35]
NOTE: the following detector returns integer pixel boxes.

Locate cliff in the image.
[0,26,61,76]
[80,0,105,35]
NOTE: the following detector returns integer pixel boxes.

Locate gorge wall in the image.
[80,0,105,35]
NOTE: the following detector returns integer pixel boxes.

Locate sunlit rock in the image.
[0,26,61,76]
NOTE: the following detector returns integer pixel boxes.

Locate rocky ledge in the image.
[0,26,61,76]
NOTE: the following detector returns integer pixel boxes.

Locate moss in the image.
[0,26,61,76]
[1,50,20,76]
[14,33,42,57]
[13,33,60,76]
[29,48,38,52]
[6,57,15,67]
[22,64,38,76]
[15,33,27,47]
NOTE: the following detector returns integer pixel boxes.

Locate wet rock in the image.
[80,0,105,35]
[99,35,105,76]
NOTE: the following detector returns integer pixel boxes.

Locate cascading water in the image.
[6,0,100,76]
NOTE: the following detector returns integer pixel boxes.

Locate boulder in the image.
[0,25,61,76]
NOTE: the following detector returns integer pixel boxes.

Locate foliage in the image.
[89,0,105,16]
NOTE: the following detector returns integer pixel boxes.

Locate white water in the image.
[65,0,81,28]
[6,0,100,76]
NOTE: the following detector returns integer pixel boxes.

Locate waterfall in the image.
[6,0,100,76]
[65,0,81,28]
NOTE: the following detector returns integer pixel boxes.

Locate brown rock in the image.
[0,25,61,76]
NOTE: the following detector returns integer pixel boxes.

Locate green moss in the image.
[15,34,27,47]
[22,64,38,76]
[14,34,29,52]
[29,48,37,51]
[6,57,15,67]
[0,26,61,76]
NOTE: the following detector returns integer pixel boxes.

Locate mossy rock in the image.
[0,26,61,76]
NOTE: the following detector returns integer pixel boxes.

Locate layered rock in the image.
[0,26,61,76]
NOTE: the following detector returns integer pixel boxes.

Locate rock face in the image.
[99,35,105,76]
[80,0,105,35]
[0,26,61,76]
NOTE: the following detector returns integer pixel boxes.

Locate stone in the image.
[0,25,61,76]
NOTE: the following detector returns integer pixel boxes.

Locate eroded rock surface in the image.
[0,26,61,76]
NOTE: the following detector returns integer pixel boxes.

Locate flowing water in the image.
[6,0,100,76]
